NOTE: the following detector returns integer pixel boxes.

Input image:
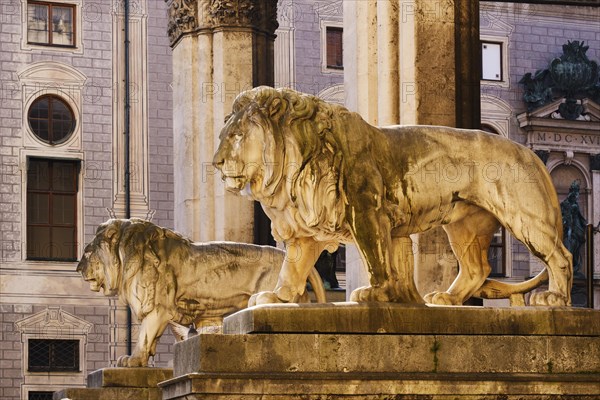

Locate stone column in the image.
[165,0,277,242]
[344,0,480,298]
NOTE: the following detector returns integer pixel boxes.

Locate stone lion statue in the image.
[212,86,572,307]
[77,218,325,367]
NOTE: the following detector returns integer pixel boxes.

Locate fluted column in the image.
[165,0,277,242]
[344,0,480,299]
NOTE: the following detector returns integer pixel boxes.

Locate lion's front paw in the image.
[424,291,462,306]
[117,354,147,367]
[530,290,569,307]
[248,291,285,307]
[349,286,394,302]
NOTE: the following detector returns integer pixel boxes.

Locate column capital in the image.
[165,0,278,47]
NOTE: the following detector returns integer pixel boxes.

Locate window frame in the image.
[481,40,503,82]
[27,339,80,373]
[320,20,344,74]
[488,227,506,278]
[26,157,80,262]
[27,94,76,145]
[479,35,509,88]
[26,1,76,48]
[21,0,83,54]
[325,26,344,70]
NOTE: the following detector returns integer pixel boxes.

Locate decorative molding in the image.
[111,1,151,219]
[15,307,92,386]
[165,0,278,46]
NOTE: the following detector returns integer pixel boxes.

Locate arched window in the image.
[27,95,75,145]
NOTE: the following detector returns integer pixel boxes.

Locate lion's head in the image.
[77,219,127,296]
[77,218,176,298]
[213,86,351,242]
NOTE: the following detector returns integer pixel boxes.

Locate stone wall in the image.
[276,0,344,97]
[481,2,600,142]
[0,1,173,399]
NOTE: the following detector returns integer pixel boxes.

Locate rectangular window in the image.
[28,339,79,372]
[326,27,343,69]
[27,2,75,47]
[28,392,54,400]
[27,158,79,261]
[488,227,505,277]
[481,41,502,81]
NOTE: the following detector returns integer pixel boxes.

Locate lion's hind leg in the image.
[425,208,499,306]
[500,209,572,306]
[528,242,572,306]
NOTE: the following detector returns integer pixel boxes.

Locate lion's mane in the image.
[80,218,192,319]
[230,86,352,242]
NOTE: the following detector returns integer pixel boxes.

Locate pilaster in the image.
[111,0,152,219]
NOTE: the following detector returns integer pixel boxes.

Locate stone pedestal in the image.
[53,368,172,400]
[160,304,600,399]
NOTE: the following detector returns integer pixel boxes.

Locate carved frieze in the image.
[165,0,278,46]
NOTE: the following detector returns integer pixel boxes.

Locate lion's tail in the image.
[307,267,327,303]
[473,268,549,305]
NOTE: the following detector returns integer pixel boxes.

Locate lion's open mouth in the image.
[223,175,247,191]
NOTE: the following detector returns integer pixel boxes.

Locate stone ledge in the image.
[87,367,173,388]
[173,332,600,377]
[160,372,600,399]
[222,303,600,336]
[53,387,162,400]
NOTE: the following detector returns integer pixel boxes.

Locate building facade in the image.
[0,1,599,399]
[0,1,173,399]
[479,1,599,307]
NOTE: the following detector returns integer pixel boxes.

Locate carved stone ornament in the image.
[520,41,600,120]
[77,218,325,367]
[213,86,574,308]
[165,0,199,45]
[165,0,278,46]
[208,0,255,26]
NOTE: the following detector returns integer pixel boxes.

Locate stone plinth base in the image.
[53,367,172,400]
[160,304,600,399]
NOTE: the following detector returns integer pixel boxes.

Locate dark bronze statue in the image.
[561,181,587,278]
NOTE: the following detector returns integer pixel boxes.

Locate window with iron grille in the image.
[27,1,75,47]
[28,339,79,372]
[28,392,54,400]
[27,158,79,261]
